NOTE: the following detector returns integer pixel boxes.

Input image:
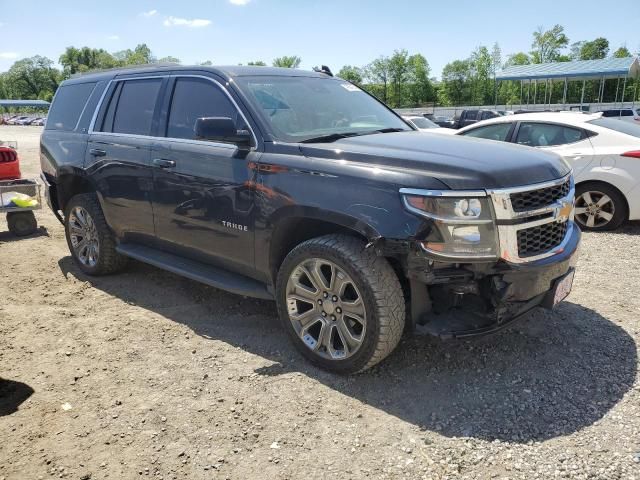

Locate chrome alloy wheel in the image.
[68,206,100,267]
[285,258,367,360]
[575,190,614,229]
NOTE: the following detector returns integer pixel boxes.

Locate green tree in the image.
[4,56,60,100]
[158,56,181,64]
[337,65,363,85]
[247,60,267,66]
[406,54,433,106]
[576,38,609,60]
[613,46,632,58]
[471,46,493,104]
[505,52,531,66]
[199,60,213,66]
[364,56,391,103]
[113,44,155,65]
[439,59,472,106]
[530,24,569,63]
[491,43,502,76]
[272,56,301,68]
[59,47,119,76]
[388,49,410,107]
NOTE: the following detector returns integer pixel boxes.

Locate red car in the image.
[0,146,20,180]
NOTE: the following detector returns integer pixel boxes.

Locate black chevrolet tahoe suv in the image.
[40,66,580,374]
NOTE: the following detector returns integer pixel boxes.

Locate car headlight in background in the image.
[400,190,498,259]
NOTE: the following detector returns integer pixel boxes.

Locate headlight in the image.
[401,191,498,259]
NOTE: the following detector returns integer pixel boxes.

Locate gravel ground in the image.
[0,125,639,480]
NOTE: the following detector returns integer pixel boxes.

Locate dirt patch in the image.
[0,125,639,479]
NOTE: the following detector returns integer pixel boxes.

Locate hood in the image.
[299,131,570,190]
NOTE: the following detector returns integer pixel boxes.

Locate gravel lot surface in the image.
[0,125,639,479]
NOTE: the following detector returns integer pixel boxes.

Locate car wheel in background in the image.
[7,211,37,236]
[574,182,627,231]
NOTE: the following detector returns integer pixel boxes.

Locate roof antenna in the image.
[313,65,333,77]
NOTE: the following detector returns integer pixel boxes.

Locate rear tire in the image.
[575,182,626,231]
[7,211,37,236]
[276,234,405,374]
[64,193,128,275]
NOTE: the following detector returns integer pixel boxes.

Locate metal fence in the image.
[396,101,639,120]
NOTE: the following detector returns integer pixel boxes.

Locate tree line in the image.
[0,45,303,103]
[0,25,637,108]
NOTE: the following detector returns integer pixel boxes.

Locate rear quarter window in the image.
[588,118,640,139]
[46,82,97,131]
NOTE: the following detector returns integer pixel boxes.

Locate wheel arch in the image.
[266,207,382,284]
[56,168,98,213]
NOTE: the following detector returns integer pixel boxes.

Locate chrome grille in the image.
[510,177,571,212]
[489,173,575,264]
[517,221,568,258]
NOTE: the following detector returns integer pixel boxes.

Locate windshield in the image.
[408,117,438,129]
[588,117,640,139]
[235,76,411,142]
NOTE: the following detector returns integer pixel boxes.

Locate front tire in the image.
[276,234,405,374]
[574,183,626,231]
[64,193,128,275]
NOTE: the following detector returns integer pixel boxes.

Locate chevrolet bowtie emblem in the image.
[556,201,573,221]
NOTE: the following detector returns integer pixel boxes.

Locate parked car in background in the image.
[425,114,456,128]
[401,115,440,131]
[0,145,20,180]
[7,116,29,125]
[597,108,640,124]
[454,109,501,129]
[454,112,640,231]
[30,117,46,126]
[15,117,37,126]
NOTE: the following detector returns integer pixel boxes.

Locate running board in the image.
[116,243,273,300]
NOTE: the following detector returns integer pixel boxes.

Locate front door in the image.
[150,76,258,273]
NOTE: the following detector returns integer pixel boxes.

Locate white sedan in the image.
[453,112,640,231]
[401,115,441,131]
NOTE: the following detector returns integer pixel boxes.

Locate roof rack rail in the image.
[71,62,179,78]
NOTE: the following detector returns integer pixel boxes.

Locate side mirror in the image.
[194,117,252,148]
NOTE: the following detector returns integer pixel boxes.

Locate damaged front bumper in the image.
[406,221,581,339]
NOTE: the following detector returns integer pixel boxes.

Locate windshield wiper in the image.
[300,128,407,144]
[300,132,365,143]
[368,127,408,134]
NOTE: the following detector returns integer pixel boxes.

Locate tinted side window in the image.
[588,118,640,138]
[167,78,237,140]
[109,79,162,136]
[621,110,633,117]
[46,82,97,131]
[462,123,512,142]
[464,110,478,120]
[516,123,584,147]
[602,110,619,117]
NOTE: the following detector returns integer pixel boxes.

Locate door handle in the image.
[89,148,106,157]
[153,158,176,168]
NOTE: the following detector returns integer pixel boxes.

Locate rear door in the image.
[86,76,166,241]
[149,74,258,275]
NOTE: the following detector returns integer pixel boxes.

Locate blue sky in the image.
[0,0,638,77]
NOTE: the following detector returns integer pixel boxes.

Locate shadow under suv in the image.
[40,65,580,373]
